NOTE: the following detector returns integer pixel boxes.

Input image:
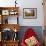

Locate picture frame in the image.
[2,10,9,15]
[23,8,37,19]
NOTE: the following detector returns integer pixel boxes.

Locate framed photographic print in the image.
[23,8,37,19]
[2,10,9,15]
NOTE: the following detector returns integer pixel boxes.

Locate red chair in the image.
[21,28,41,46]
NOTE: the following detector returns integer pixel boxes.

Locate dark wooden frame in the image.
[23,8,37,19]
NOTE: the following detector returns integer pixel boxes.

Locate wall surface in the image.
[0,0,44,26]
[19,0,44,26]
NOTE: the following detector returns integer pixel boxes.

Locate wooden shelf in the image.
[0,7,19,24]
[0,7,19,46]
[0,40,19,46]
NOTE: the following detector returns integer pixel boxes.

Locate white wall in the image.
[0,0,44,26]
[19,0,44,26]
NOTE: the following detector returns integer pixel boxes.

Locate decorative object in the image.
[15,0,17,7]
[25,36,38,46]
[9,10,15,15]
[5,18,8,24]
[23,8,37,19]
[13,32,18,41]
[13,28,18,40]
[2,16,8,24]
[2,10,9,15]
[9,10,18,15]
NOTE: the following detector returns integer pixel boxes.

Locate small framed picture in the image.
[2,10,9,15]
[23,8,37,19]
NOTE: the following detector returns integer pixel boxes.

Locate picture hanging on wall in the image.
[23,8,37,19]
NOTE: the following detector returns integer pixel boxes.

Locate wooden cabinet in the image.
[2,41,19,46]
[0,7,19,46]
[0,41,19,46]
